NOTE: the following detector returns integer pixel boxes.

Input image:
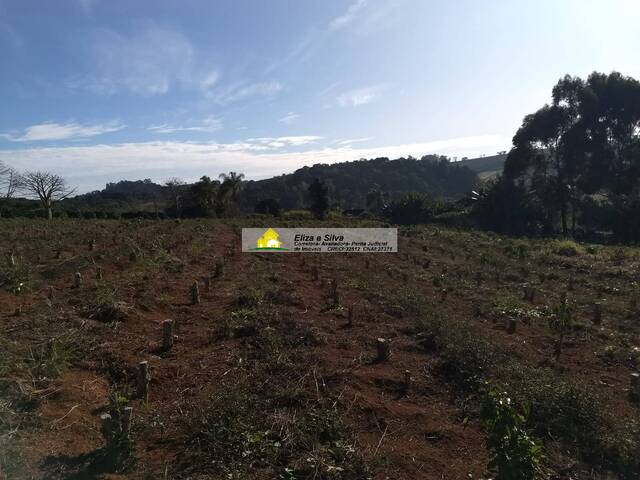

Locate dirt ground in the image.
[1,219,639,479]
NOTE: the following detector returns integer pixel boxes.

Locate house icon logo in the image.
[253,228,287,251]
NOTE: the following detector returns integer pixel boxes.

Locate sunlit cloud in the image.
[337,84,386,107]
[0,134,510,192]
[1,121,124,142]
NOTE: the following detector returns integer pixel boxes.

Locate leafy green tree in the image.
[254,198,281,216]
[191,176,219,214]
[219,171,245,202]
[492,71,640,240]
[366,184,387,215]
[308,178,329,219]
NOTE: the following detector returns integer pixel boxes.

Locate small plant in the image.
[480,385,543,480]
[548,296,576,359]
[554,240,581,257]
[101,393,134,470]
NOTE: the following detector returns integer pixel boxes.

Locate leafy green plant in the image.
[480,386,543,480]
[554,240,581,257]
[548,296,575,359]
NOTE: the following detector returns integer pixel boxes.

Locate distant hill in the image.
[18,154,482,217]
[239,155,479,211]
[456,153,507,179]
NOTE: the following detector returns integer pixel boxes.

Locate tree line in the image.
[475,71,640,242]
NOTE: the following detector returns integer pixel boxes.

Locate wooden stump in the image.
[162,319,174,351]
[214,258,224,279]
[122,407,133,437]
[138,361,150,403]
[376,338,390,362]
[100,413,114,444]
[403,370,412,395]
[593,302,602,325]
[191,281,200,305]
[630,373,640,402]
[506,318,516,334]
[74,272,82,289]
[330,278,339,305]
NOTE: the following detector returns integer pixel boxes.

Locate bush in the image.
[384,192,438,225]
[553,240,582,256]
[254,198,281,216]
[480,386,543,480]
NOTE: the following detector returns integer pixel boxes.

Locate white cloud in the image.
[337,84,386,107]
[1,121,124,142]
[0,134,510,192]
[279,112,300,124]
[148,116,222,134]
[329,0,369,31]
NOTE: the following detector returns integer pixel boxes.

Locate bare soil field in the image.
[1,219,639,479]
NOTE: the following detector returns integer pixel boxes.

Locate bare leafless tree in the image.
[20,171,76,219]
[0,161,19,199]
[164,177,186,217]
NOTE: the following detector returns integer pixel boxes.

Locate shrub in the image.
[480,386,543,480]
[384,192,438,225]
[553,240,582,257]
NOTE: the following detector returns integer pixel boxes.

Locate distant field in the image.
[1,218,639,479]
[457,153,506,179]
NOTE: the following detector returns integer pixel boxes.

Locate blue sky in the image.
[1,0,639,192]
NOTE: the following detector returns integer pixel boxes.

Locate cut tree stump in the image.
[162,319,174,351]
[376,338,390,362]
[138,361,150,403]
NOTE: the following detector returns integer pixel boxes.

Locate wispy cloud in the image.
[329,0,369,31]
[337,137,373,145]
[77,0,97,16]
[74,25,196,96]
[0,134,510,192]
[148,116,222,134]
[279,112,300,125]
[200,71,219,93]
[337,84,386,107]
[246,135,323,148]
[1,121,124,142]
[209,81,283,104]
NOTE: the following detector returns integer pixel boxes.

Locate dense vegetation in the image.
[0,155,478,221]
[476,71,640,243]
[239,155,477,211]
